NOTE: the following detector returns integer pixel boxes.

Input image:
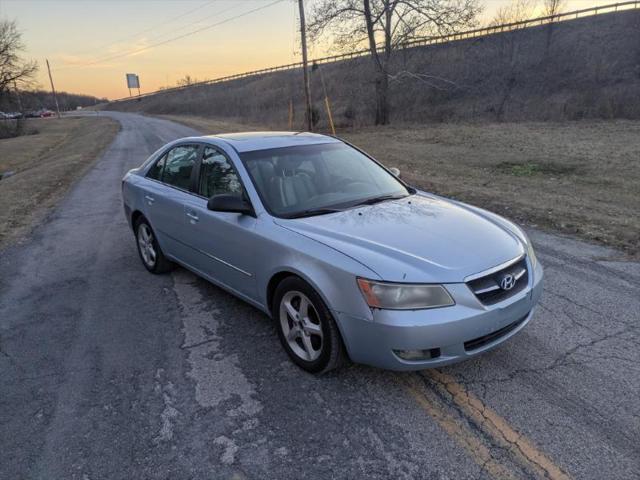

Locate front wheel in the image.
[273,277,347,373]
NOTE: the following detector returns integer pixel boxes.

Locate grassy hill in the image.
[110,9,640,127]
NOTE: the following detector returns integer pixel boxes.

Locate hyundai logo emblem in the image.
[500,274,516,291]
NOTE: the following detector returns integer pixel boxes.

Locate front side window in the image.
[159,145,198,190]
[241,142,408,217]
[198,147,242,198]
[147,153,166,181]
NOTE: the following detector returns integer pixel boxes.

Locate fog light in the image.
[394,348,441,361]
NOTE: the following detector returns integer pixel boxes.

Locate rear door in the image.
[182,145,259,300]
[139,144,201,260]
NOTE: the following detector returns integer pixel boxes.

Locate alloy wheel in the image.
[279,290,324,361]
[137,223,157,268]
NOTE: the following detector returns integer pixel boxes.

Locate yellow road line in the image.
[403,370,572,480]
[403,374,521,479]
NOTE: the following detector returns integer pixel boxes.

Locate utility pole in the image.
[298,0,312,131]
[45,59,61,119]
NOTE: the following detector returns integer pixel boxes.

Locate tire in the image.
[272,276,348,373]
[134,217,173,274]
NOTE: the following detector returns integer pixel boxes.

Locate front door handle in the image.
[186,211,199,223]
[144,195,155,205]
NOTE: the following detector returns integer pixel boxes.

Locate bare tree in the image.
[543,0,565,18]
[489,0,537,27]
[177,75,198,87]
[485,0,539,120]
[542,0,564,52]
[0,20,38,105]
[308,0,480,125]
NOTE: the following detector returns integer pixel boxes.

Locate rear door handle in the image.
[186,211,199,223]
[144,195,155,205]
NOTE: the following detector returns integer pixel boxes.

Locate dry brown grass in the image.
[0,115,119,249]
[162,114,640,256]
[156,114,262,134]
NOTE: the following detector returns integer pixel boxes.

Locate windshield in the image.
[240,142,409,218]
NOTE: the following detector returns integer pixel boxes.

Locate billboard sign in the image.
[126,73,140,89]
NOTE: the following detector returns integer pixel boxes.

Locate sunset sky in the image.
[1,0,609,100]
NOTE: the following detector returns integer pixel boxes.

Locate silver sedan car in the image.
[122,132,543,373]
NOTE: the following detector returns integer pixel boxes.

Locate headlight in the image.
[518,228,537,269]
[526,241,537,269]
[357,278,455,310]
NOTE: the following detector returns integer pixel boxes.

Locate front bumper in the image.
[335,261,543,371]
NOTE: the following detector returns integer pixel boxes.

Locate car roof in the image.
[183,131,342,153]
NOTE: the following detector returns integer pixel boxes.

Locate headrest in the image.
[257,161,275,180]
[278,156,302,173]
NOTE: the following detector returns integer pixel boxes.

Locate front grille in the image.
[464,313,529,351]
[466,257,528,305]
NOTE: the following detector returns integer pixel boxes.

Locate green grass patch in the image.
[496,161,578,176]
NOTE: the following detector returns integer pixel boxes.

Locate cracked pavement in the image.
[1,112,638,479]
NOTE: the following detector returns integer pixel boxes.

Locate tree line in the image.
[0,19,104,113]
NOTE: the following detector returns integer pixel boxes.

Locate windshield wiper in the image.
[351,193,409,207]
[285,207,344,219]
[284,193,410,218]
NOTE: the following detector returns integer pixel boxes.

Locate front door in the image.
[182,146,259,301]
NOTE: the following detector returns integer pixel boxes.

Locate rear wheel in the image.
[273,276,347,373]
[135,217,173,274]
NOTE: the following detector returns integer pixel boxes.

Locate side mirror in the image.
[207,194,254,216]
[389,167,401,178]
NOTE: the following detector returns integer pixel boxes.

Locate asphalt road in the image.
[1,111,639,480]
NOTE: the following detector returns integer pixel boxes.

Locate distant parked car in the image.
[0,112,7,120]
[122,133,543,373]
[23,109,54,118]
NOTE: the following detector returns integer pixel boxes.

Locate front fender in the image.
[255,220,378,322]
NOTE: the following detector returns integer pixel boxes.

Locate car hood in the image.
[275,193,525,283]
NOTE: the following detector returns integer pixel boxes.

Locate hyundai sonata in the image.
[122,132,543,373]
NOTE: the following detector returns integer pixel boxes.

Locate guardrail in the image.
[110,1,639,103]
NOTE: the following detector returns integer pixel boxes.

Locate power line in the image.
[73,0,219,57]
[55,0,286,71]
[126,2,242,51]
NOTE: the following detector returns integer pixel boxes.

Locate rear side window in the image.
[157,145,199,190]
[198,147,242,198]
